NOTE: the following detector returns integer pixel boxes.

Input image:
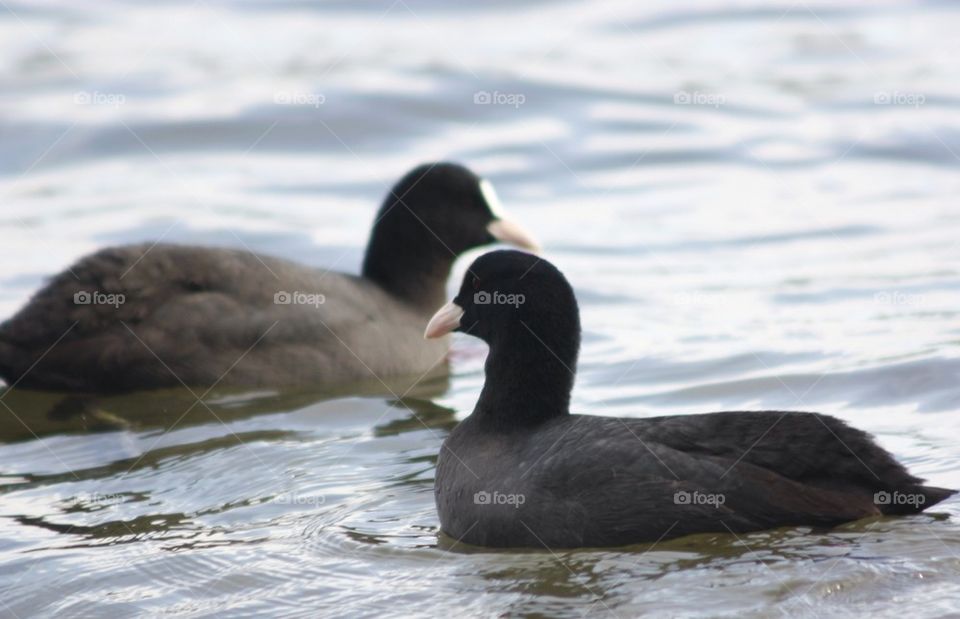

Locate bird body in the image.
[427,251,955,548]
[0,163,538,393]
[0,243,447,392]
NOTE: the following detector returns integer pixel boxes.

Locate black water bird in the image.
[0,163,537,393]
[426,250,955,548]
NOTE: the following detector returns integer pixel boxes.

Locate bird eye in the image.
[472,276,481,290]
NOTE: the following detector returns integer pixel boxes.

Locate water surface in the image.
[2,0,960,616]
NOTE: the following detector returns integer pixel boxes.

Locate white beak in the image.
[487,219,540,253]
[424,301,464,339]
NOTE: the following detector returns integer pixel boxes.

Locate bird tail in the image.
[876,484,956,515]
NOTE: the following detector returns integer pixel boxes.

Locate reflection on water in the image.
[2,0,960,616]
[0,373,451,442]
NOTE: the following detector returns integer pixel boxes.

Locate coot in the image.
[426,250,955,548]
[0,163,537,393]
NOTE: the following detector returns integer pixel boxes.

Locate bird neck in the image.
[361,214,453,313]
[473,326,578,431]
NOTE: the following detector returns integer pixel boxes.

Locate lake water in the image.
[2,0,960,616]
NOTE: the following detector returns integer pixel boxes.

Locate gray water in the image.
[2,0,960,616]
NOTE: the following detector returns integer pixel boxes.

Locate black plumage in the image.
[0,163,536,393]
[428,250,955,548]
